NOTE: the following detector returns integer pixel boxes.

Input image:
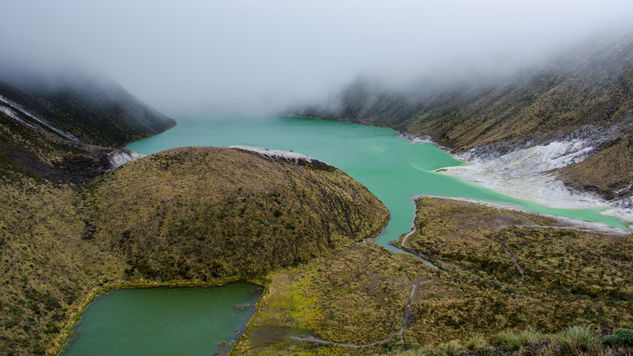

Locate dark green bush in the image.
[602,328,633,347]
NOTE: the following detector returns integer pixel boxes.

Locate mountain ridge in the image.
[299,34,633,203]
[0,72,175,186]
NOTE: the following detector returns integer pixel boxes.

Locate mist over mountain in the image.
[303,31,633,139]
[4,2,633,355]
[2,1,633,116]
[0,64,175,186]
[300,32,633,205]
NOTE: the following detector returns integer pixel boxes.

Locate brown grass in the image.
[0,146,389,355]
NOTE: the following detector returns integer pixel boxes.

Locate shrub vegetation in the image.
[0,147,388,355]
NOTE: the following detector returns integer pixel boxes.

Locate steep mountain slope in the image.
[0,74,175,185]
[303,34,633,202]
[0,75,175,147]
[559,130,633,200]
[0,147,388,355]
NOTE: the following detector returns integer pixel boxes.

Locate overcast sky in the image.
[1,0,633,116]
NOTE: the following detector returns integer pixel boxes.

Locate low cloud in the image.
[1,0,633,116]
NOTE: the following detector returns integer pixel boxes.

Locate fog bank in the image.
[1,0,633,116]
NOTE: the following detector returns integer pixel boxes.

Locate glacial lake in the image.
[66,116,630,355]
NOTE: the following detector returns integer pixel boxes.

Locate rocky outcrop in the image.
[230,145,333,170]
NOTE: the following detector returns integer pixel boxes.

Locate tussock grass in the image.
[384,326,631,355]
[552,325,600,355]
[602,328,633,348]
[495,328,544,351]
[402,197,633,341]
[464,335,487,351]
[86,147,389,281]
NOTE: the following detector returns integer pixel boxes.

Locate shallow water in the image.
[128,116,629,251]
[63,283,261,356]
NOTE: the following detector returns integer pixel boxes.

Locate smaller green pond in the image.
[63,283,262,356]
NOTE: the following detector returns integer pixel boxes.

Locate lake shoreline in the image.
[414,195,631,235]
[112,116,633,354]
[398,130,633,229]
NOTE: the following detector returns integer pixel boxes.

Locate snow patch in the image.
[230,145,323,165]
[108,150,144,168]
[0,94,82,143]
[439,139,633,223]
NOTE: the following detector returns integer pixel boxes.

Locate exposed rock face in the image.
[559,129,633,208]
[0,94,82,142]
[107,149,145,169]
[230,145,333,170]
[439,118,633,222]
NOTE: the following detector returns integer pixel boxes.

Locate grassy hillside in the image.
[403,198,633,334]
[234,197,633,355]
[0,106,113,186]
[304,34,633,200]
[85,147,388,281]
[0,174,124,355]
[311,35,633,152]
[0,147,388,355]
[233,242,437,355]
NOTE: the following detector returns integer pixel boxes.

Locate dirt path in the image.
[290,335,394,348]
[399,279,436,343]
[401,227,417,247]
[494,232,525,284]
[399,227,447,269]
